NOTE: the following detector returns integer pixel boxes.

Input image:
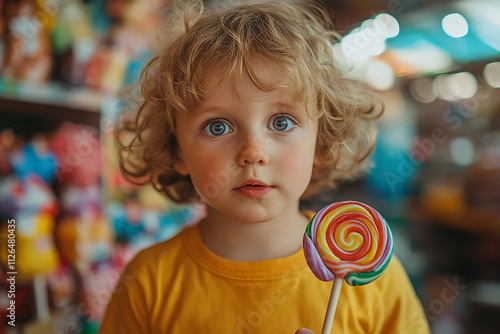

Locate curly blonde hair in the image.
[118,0,383,203]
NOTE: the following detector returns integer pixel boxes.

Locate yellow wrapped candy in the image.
[1,213,59,282]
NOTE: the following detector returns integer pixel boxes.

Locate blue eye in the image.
[269,116,295,132]
[203,120,232,136]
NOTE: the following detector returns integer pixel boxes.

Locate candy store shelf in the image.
[409,198,500,239]
[0,81,102,132]
[0,97,100,127]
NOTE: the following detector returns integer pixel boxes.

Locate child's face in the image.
[174,63,318,224]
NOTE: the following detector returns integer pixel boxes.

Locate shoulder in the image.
[357,255,421,306]
[340,256,410,303]
[372,255,411,291]
[360,256,430,333]
[124,224,197,276]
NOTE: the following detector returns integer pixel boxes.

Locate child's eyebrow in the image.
[189,102,307,119]
[190,105,226,116]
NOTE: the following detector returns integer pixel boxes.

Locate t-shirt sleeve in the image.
[97,255,151,334]
[371,256,430,334]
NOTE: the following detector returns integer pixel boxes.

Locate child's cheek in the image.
[283,146,314,172]
[278,146,315,188]
[192,153,234,199]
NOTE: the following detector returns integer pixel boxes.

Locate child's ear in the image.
[174,159,189,176]
[313,147,325,166]
[314,155,322,166]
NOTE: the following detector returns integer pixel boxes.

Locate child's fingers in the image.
[295,329,316,334]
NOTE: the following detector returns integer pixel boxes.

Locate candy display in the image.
[303,201,394,333]
[0,174,58,217]
[9,137,58,183]
[0,212,59,282]
[0,129,17,176]
[78,262,122,321]
[46,263,76,309]
[55,212,114,273]
[0,172,60,282]
[0,0,197,329]
[50,122,100,186]
[59,184,101,216]
[2,0,54,83]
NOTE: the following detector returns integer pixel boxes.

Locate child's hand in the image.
[295,329,316,334]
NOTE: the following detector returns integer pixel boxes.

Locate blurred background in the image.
[0,0,499,332]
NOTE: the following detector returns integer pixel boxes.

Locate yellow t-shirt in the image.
[99,221,430,333]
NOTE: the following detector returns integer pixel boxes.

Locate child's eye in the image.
[269,115,296,132]
[202,120,232,136]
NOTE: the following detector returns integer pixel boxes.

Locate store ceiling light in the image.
[441,13,469,38]
[364,60,395,91]
[340,28,386,62]
[451,72,478,99]
[410,77,437,103]
[374,13,400,38]
[433,72,478,101]
[450,137,475,166]
[433,74,457,101]
[483,62,500,88]
[339,13,400,63]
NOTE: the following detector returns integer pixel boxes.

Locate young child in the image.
[99,1,430,333]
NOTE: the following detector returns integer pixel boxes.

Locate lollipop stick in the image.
[321,277,342,334]
[33,274,50,322]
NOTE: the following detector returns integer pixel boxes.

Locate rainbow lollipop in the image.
[303,201,393,333]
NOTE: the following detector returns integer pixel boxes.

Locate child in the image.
[99,1,430,333]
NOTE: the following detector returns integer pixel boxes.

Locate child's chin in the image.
[232,211,276,225]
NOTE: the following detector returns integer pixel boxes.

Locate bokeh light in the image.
[374,13,400,38]
[410,77,437,103]
[365,61,395,91]
[433,72,478,101]
[451,72,478,99]
[442,13,469,38]
[450,137,475,166]
[483,62,500,88]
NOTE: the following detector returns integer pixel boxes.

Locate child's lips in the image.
[234,183,275,198]
[236,179,270,188]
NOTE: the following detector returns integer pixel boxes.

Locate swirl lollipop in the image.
[303,201,393,334]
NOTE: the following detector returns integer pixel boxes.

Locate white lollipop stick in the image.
[33,274,50,322]
[321,277,342,334]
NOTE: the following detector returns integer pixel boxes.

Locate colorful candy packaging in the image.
[0,175,59,281]
[55,211,114,273]
[50,122,100,186]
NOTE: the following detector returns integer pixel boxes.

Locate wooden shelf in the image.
[0,81,103,134]
[409,198,500,239]
[1,97,100,125]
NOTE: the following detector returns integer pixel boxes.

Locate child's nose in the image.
[237,135,269,166]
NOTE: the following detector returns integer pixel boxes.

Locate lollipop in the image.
[303,201,393,334]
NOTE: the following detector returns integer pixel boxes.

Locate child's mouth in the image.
[234,182,274,198]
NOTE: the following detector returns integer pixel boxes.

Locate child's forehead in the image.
[197,71,300,112]
[206,59,285,86]
[200,60,299,103]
